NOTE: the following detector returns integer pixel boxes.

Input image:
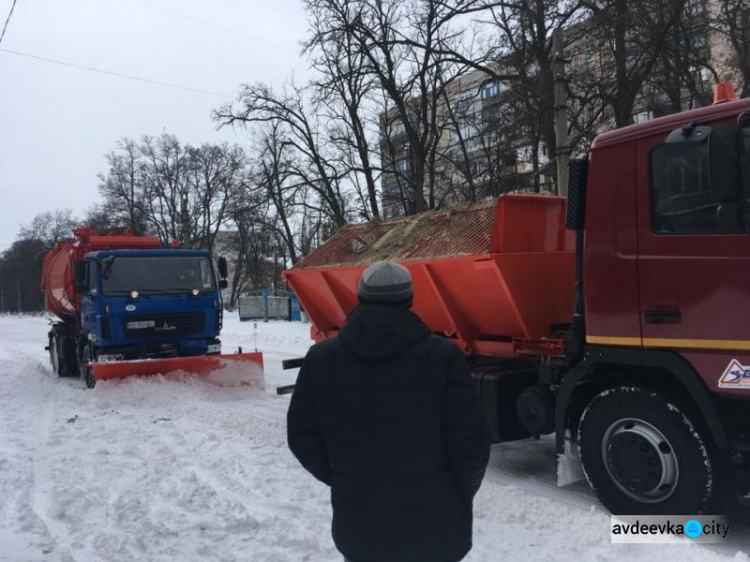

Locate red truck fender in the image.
[555,345,729,453]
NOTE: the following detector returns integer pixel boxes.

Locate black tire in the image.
[578,385,723,515]
[49,332,61,376]
[49,328,77,378]
[80,344,96,389]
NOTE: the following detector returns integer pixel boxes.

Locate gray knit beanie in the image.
[357,261,413,307]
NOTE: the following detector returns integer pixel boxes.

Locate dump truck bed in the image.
[283,194,575,359]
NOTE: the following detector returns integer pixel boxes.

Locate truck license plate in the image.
[126,320,156,330]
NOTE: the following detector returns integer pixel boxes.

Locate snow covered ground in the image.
[0,314,748,562]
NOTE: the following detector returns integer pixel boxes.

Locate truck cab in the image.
[77,249,225,364]
[561,96,750,514]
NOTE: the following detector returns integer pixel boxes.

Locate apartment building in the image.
[379,66,549,219]
[380,0,741,218]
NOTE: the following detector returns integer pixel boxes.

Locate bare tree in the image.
[18,209,77,247]
[223,189,279,306]
[250,122,302,264]
[98,134,244,250]
[581,0,687,127]
[305,1,382,219]
[484,0,583,190]
[138,134,192,244]
[307,0,494,213]
[98,139,147,234]
[214,83,350,228]
[186,143,247,253]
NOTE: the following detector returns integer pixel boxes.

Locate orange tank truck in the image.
[41,226,263,388]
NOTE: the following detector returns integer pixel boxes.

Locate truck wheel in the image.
[49,333,62,376]
[50,330,77,378]
[80,344,96,389]
[578,386,722,515]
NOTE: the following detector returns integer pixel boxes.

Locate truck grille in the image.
[123,312,205,339]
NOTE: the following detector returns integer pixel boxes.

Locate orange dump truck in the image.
[283,194,574,358]
[282,194,576,448]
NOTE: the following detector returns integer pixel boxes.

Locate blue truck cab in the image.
[78,248,227,363]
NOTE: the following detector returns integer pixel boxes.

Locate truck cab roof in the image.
[592,97,750,150]
[85,248,212,259]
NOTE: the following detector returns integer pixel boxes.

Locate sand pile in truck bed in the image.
[295,199,497,269]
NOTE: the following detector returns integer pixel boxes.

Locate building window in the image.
[577,50,595,66]
[449,120,480,143]
[394,157,409,173]
[471,159,487,176]
[479,80,498,99]
[633,110,653,123]
[386,119,405,137]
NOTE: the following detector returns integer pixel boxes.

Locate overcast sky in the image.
[0,0,310,248]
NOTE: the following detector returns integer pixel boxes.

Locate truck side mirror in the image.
[219,279,228,290]
[74,260,88,293]
[218,257,228,279]
[565,159,588,231]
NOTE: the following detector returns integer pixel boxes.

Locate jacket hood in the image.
[338,304,431,360]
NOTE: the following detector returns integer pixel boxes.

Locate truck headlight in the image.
[207,343,221,354]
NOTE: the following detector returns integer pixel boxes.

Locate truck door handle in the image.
[644,305,682,324]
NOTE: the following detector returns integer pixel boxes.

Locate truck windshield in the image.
[101,256,215,295]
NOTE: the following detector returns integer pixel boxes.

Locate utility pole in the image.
[552,27,570,197]
[180,195,189,248]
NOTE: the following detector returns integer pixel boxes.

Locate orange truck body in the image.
[282,194,574,358]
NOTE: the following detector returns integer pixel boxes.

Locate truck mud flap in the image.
[90,352,265,388]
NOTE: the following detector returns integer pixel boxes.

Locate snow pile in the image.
[0,314,747,562]
[202,358,266,389]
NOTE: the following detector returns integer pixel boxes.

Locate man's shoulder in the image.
[304,335,343,362]
[414,333,463,359]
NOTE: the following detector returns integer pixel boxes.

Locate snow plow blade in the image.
[90,352,265,387]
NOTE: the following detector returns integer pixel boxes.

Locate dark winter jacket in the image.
[287,304,491,562]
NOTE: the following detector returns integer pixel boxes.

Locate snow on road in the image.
[0,314,747,562]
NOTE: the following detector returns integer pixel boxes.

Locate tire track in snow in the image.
[29,404,79,562]
[159,400,320,525]
[6,347,80,562]
[192,464,316,523]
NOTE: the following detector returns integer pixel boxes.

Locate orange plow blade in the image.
[91,352,265,387]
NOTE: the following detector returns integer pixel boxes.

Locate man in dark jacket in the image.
[287,260,491,562]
